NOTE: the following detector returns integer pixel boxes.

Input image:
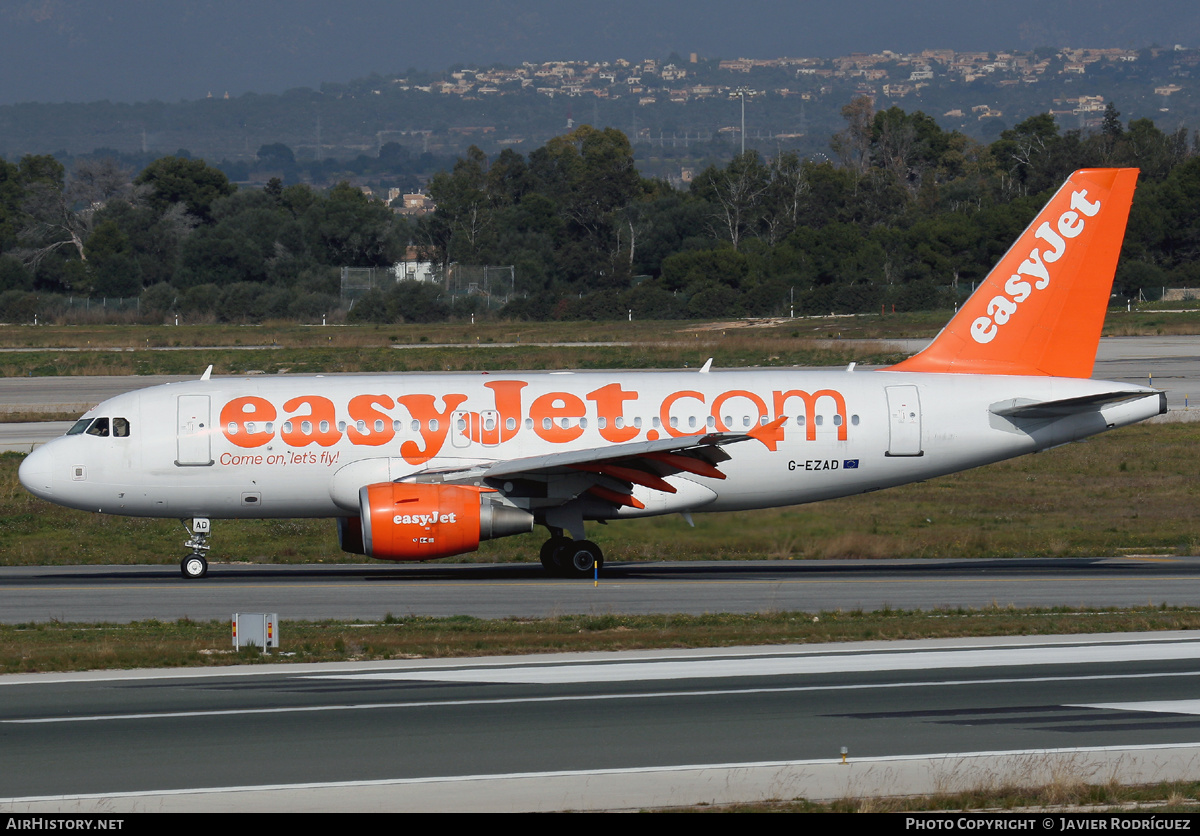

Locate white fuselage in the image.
[17,367,1163,523]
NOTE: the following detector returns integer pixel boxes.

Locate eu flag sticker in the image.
[843,459,860,469]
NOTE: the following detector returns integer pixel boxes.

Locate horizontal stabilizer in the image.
[990,390,1164,420]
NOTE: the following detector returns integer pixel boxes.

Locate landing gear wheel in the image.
[181,553,208,579]
[540,536,570,576]
[556,540,603,578]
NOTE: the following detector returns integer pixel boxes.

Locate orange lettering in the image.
[773,389,847,441]
[220,396,276,449]
[281,396,342,448]
[469,380,527,444]
[530,391,585,443]
[347,394,396,447]
[712,389,769,432]
[587,383,639,442]
[659,390,706,437]
[398,393,468,464]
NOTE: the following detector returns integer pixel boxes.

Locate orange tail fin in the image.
[889,168,1139,378]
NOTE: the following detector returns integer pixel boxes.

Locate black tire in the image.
[555,540,603,578]
[181,553,208,579]
[539,537,569,576]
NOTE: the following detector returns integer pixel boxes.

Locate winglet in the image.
[888,168,1139,378]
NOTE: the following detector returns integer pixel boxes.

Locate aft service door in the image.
[885,385,923,457]
[176,395,213,466]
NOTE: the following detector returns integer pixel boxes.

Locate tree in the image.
[1124,119,1187,182]
[378,142,411,166]
[0,159,22,251]
[0,255,31,291]
[255,144,298,181]
[485,148,531,206]
[1101,102,1124,139]
[427,146,493,263]
[991,114,1061,194]
[17,157,136,272]
[528,126,642,284]
[134,156,235,223]
[692,151,769,251]
[872,106,918,189]
[760,152,810,245]
[660,248,750,293]
[302,182,404,267]
[84,219,141,296]
[91,198,196,289]
[831,96,875,176]
[71,157,137,207]
[176,225,268,287]
[256,143,296,168]
[18,155,64,189]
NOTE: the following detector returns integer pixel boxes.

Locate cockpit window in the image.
[113,417,130,437]
[66,419,92,436]
[85,417,110,437]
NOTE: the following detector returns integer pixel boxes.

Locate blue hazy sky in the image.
[1,0,1198,105]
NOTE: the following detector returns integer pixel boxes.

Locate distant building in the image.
[395,193,435,216]
[392,247,440,284]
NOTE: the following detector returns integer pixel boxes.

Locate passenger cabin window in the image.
[86,418,109,437]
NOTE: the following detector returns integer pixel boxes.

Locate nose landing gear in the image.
[181,517,210,579]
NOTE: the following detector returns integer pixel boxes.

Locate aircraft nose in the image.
[18,445,54,499]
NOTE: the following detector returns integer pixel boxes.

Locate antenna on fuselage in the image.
[200,365,213,381]
[699,358,713,374]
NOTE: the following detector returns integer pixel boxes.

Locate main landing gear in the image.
[539,534,604,578]
[181,517,210,579]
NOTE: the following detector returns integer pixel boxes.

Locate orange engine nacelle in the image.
[358,482,534,561]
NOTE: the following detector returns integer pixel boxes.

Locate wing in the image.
[402,418,787,537]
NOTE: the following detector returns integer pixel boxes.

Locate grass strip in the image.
[4,605,1200,674]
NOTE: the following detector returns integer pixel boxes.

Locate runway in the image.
[4,632,1200,811]
[4,557,1200,623]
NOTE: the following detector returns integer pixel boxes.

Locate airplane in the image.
[18,167,1165,579]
